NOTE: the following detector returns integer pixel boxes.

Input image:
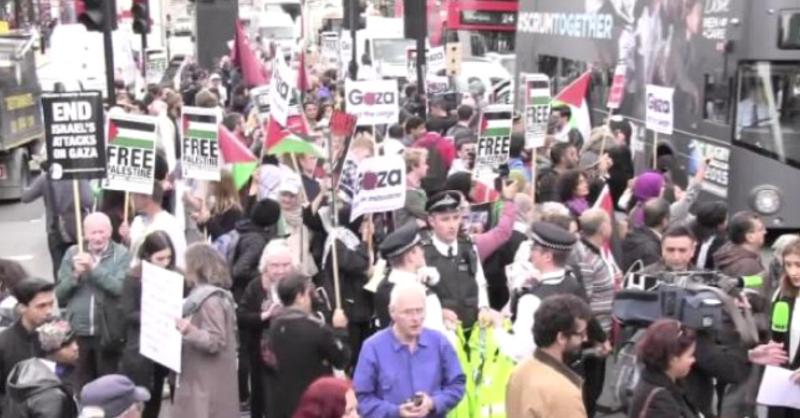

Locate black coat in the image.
[200,207,245,241]
[237,278,274,357]
[4,358,77,418]
[482,230,527,310]
[322,238,373,323]
[628,368,700,418]
[621,227,662,273]
[0,320,38,403]
[262,307,349,418]
[231,220,276,301]
[683,330,749,418]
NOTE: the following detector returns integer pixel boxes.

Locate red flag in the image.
[329,111,358,137]
[592,184,614,218]
[555,71,591,107]
[297,49,309,93]
[219,125,256,163]
[232,20,269,87]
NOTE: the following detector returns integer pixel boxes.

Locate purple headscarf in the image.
[630,171,665,227]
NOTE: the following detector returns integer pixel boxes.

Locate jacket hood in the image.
[713,242,760,271]
[6,359,62,402]
[235,219,273,235]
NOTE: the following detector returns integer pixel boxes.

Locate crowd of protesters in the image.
[3,37,800,418]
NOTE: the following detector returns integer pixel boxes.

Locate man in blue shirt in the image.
[353,281,465,418]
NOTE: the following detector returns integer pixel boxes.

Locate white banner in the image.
[344,79,400,126]
[645,84,674,135]
[103,113,158,194]
[140,262,185,373]
[269,58,295,126]
[427,46,446,74]
[350,155,407,222]
[181,106,221,181]
[427,75,449,95]
[321,32,339,67]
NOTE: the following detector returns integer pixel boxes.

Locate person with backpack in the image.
[628,319,701,418]
[229,198,281,302]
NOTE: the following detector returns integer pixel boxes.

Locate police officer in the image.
[421,190,489,330]
[495,221,587,361]
[373,222,444,331]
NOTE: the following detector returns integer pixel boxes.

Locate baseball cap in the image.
[278,175,302,195]
[80,375,150,417]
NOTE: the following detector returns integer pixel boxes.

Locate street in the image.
[0,198,52,282]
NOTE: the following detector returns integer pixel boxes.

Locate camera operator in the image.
[637,225,785,417]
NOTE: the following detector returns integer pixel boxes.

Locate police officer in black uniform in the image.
[421,190,489,329]
[373,223,444,330]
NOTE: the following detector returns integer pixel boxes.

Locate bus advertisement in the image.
[515,0,800,228]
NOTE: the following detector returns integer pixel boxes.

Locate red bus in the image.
[396,0,517,54]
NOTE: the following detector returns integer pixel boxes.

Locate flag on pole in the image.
[297,46,309,93]
[231,20,270,87]
[554,71,592,143]
[219,124,258,189]
[264,115,310,151]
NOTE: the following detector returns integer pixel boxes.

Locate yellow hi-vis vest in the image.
[447,323,516,418]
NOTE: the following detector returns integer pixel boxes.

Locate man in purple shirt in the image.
[353,282,465,418]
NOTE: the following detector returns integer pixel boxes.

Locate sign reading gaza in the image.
[104,114,158,194]
[345,79,399,126]
[41,91,106,180]
[181,106,221,181]
[645,84,674,135]
[350,155,406,221]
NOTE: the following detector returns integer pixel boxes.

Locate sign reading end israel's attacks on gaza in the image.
[41,91,106,180]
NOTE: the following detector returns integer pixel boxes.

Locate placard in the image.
[181,106,221,181]
[269,58,294,126]
[350,155,407,222]
[146,53,168,84]
[522,73,551,148]
[427,46,446,74]
[103,113,158,194]
[41,91,106,180]
[427,75,450,95]
[645,84,674,135]
[250,85,271,122]
[140,261,185,373]
[344,79,399,126]
[476,105,513,179]
[321,31,339,67]
[606,62,626,110]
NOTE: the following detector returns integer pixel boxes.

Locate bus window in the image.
[734,62,800,166]
[703,73,730,124]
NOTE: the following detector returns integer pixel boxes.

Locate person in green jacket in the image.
[56,212,131,389]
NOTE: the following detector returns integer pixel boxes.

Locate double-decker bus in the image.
[396,0,517,54]
[515,0,800,228]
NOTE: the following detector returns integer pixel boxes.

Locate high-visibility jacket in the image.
[447,324,516,418]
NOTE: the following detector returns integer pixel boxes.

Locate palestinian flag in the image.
[105,114,158,194]
[264,115,310,151]
[554,71,592,143]
[181,106,221,181]
[219,124,258,189]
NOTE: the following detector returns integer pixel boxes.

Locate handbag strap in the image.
[638,387,665,418]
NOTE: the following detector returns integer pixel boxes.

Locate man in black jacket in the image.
[0,278,56,412]
[622,198,670,272]
[263,273,349,418]
[4,318,79,418]
[230,198,281,302]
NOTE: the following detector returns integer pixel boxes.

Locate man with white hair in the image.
[56,212,132,388]
[354,281,465,418]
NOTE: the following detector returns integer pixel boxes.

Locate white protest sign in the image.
[345,79,399,126]
[350,155,407,222]
[645,84,674,135]
[181,106,221,181]
[522,73,551,148]
[426,46,446,74]
[145,52,167,84]
[476,105,513,180]
[427,75,449,95]
[269,57,295,126]
[340,36,353,71]
[250,85,271,122]
[103,113,158,194]
[321,32,339,67]
[140,261,185,373]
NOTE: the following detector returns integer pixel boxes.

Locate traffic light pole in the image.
[140,32,147,77]
[102,0,116,106]
[347,0,358,80]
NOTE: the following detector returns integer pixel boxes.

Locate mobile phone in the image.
[412,394,424,407]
